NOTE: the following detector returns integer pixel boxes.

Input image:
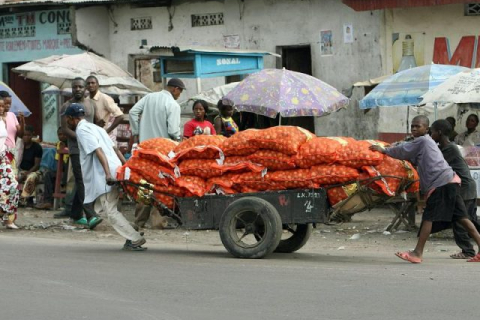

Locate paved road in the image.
[1,235,478,320]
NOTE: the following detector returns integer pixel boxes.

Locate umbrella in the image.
[359,64,469,109]
[42,84,150,97]
[222,68,349,118]
[420,68,480,105]
[12,52,151,93]
[0,81,32,116]
[179,82,239,115]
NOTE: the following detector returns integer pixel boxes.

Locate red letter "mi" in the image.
[433,36,476,68]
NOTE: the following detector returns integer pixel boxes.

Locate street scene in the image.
[2,0,480,319]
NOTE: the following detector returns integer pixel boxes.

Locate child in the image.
[370,115,480,263]
[18,125,43,206]
[183,100,216,139]
[214,100,239,138]
[430,119,479,259]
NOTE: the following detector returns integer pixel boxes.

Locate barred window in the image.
[191,13,224,27]
[131,17,152,31]
[465,3,480,16]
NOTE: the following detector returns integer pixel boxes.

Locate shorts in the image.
[423,183,468,223]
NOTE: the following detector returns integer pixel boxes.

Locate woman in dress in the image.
[0,97,20,229]
[0,90,25,169]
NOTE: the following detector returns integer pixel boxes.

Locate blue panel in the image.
[160,53,265,79]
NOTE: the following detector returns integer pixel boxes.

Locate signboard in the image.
[0,9,81,62]
[320,30,333,56]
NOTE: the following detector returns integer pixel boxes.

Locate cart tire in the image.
[219,197,282,259]
[275,224,313,253]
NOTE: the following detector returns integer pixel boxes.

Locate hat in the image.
[167,78,186,90]
[61,103,85,117]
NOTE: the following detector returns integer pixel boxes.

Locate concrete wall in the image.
[75,0,386,138]
[74,6,111,58]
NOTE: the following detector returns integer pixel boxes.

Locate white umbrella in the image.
[42,84,150,97]
[12,52,151,93]
[421,68,480,104]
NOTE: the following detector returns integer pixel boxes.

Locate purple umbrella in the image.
[223,68,349,118]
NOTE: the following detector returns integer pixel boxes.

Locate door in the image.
[8,63,42,139]
[278,45,315,133]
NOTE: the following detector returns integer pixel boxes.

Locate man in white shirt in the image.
[129,78,184,144]
[129,78,185,229]
[63,103,146,251]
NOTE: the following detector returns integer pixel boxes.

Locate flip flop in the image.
[466,253,480,262]
[395,251,422,264]
[450,252,474,259]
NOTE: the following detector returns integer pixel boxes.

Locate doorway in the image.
[7,63,42,139]
[275,45,315,133]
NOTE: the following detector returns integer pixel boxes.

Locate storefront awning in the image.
[342,0,473,11]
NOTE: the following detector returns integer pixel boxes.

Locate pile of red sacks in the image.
[117,126,420,209]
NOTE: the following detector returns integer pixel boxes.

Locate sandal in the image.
[450,252,474,259]
[467,253,480,262]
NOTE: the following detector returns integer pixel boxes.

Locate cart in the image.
[120,180,329,259]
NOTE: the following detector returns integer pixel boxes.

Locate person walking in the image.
[129,78,185,229]
[63,103,146,250]
[0,90,25,170]
[56,78,102,229]
[370,115,480,263]
[430,119,479,259]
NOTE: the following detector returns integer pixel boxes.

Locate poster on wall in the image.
[392,32,425,73]
[343,24,353,43]
[224,34,240,49]
[320,30,333,56]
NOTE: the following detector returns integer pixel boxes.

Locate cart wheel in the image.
[274,224,313,253]
[219,197,282,259]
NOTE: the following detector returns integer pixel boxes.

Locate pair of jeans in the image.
[453,199,479,256]
[69,154,97,221]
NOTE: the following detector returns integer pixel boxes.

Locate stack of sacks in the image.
[117,127,420,210]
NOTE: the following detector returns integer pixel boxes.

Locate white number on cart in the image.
[304,200,314,213]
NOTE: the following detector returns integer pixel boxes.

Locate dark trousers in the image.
[453,199,478,256]
[43,170,56,203]
[69,154,97,221]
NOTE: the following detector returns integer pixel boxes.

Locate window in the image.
[131,17,152,31]
[191,13,224,27]
[465,3,480,16]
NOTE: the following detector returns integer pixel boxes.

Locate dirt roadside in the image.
[1,202,469,259]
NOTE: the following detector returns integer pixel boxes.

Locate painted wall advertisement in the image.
[392,32,425,73]
[320,30,333,56]
[0,9,81,62]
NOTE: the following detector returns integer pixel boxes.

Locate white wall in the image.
[75,6,111,58]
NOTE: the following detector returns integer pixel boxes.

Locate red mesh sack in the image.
[178,159,223,179]
[250,126,314,155]
[206,173,238,194]
[295,137,342,168]
[136,149,176,169]
[172,135,226,160]
[362,156,419,196]
[231,172,279,191]
[224,156,251,165]
[153,192,175,209]
[335,139,385,168]
[268,169,317,189]
[221,129,261,156]
[247,150,296,170]
[123,157,174,186]
[327,183,358,206]
[311,165,359,185]
[174,175,207,197]
[139,138,178,155]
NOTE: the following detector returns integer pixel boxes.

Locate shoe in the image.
[74,218,88,226]
[54,211,70,219]
[5,222,19,230]
[35,203,53,210]
[88,216,103,230]
[122,238,147,251]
